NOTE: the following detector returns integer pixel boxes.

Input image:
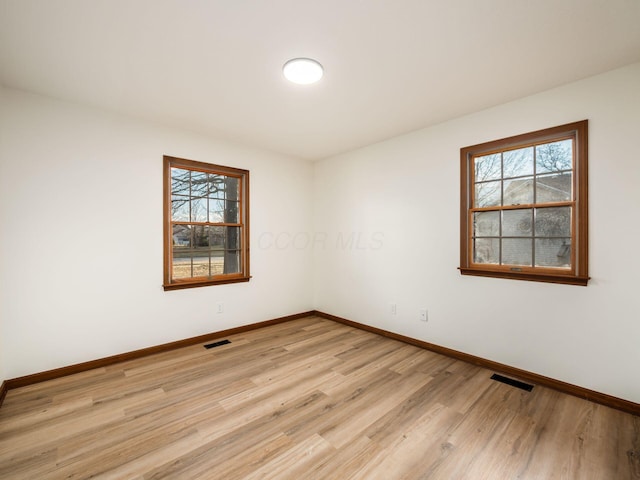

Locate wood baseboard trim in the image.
[313,310,640,417]
[1,311,314,404]
[0,381,7,407]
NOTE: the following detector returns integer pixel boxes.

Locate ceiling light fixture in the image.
[283,58,324,85]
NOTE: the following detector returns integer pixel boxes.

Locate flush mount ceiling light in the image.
[283,58,324,85]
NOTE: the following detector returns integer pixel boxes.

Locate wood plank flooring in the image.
[0,316,638,479]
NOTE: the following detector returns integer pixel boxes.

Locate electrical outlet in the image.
[390,303,397,315]
[419,309,428,322]
[217,303,224,314]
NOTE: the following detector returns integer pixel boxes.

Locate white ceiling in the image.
[2,0,640,160]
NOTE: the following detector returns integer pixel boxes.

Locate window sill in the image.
[458,267,589,286]
[163,275,251,291]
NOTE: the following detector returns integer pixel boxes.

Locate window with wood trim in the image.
[460,120,588,285]
[163,156,250,290]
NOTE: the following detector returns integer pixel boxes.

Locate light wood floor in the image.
[1,316,638,479]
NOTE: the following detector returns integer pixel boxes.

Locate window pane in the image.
[535,238,571,267]
[190,171,208,197]
[172,257,192,279]
[475,180,501,207]
[172,225,192,248]
[474,238,499,264]
[503,176,533,205]
[211,251,224,275]
[190,197,207,222]
[503,147,533,179]
[225,226,241,250]
[536,173,572,202]
[535,207,571,237]
[171,168,190,196]
[191,225,210,248]
[208,174,226,198]
[474,153,501,182]
[502,209,532,237]
[502,238,532,266]
[223,177,240,201]
[171,195,190,221]
[474,211,500,237]
[205,199,239,223]
[223,200,239,223]
[208,226,225,249]
[221,250,241,274]
[192,255,211,278]
[208,198,224,223]
[536,139,572,173]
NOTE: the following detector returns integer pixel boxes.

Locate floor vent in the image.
[204,339,231,349]
[490,373,534,392]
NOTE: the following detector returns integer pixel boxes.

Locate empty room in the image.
[1,1,639,478]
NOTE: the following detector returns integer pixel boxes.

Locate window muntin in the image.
[460,121,588,285]
[163,156,250,290]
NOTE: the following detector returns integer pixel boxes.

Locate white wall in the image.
[0,87,314,380]
[313,62,640,403]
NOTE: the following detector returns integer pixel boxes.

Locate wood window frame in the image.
[163,155,250,291]
[459,120,589,286]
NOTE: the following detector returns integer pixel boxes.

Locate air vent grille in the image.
[490,373,534,392]
[204,339,231,349]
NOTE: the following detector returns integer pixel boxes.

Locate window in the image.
[163,156,250,290]
[459,120,588,285]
